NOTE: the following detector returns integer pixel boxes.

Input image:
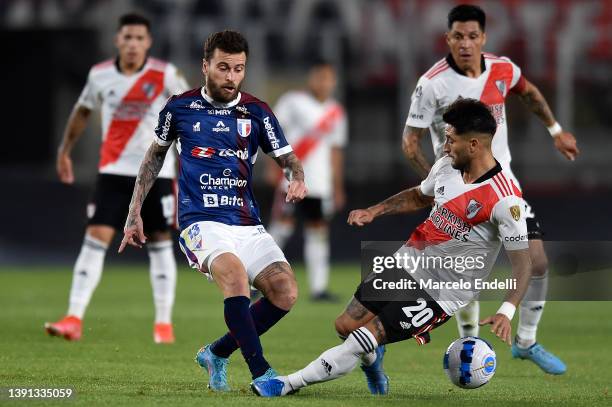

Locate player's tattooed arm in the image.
[402,125,431,179]
[516,79,580,161]
[516,80,556,126]
[274,152,308,203]
[273,151,304,182]
[348,186,433,226]
[119,141,170,252]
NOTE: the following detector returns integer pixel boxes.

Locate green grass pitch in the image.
[1,264,610,406]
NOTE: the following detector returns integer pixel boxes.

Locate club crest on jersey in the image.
[509,205,521,221]
[142,82,157,99]
[465,199,483,219]
[237,119,252,138]
[495,80,507,97]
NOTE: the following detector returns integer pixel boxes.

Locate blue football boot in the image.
[360,345,389,395]
[511,341,567,375]
[195,345,230,391]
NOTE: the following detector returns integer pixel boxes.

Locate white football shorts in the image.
[178,221,288,282]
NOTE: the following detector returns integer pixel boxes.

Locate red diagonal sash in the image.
[99,69,165,168]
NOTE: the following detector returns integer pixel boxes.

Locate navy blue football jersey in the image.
[154,88,293,230]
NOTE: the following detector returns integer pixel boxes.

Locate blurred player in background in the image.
[402,4,579,374]
[252,99,533,397]
[267,60,347,302]
[120,30,307,391]
[45,13,189,343]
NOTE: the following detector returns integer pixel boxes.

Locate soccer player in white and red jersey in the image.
[252,99,533,397]
[45,13,189,343]
[267,60,347,302]
[402,4,578,375]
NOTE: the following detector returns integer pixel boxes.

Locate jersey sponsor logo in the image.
[429,205,472,242]
[509,205,521,221]
[213,120,230,133]
[199,170,248,190]
[410,113,424,120]
[263,116,280,149]
[504,234,527,242]
[191,146,216,158]
[189,100,205,110]
[202,193,244,207]
[219,147,249,160]
[436,186,445,195]
[158,111,172,141]
[207,109,232,115]
[237,118,251,138]
[465,199,483,219]
[193,121,201,132]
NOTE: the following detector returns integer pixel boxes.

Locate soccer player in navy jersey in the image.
[120,30,307,391]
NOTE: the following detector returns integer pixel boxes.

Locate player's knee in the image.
[531,256,549,277]
[334,315,354,338]
[265,271,298,310]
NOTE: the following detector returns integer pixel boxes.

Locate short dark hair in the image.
[442,98,496,137]
[448,4,486,31]
[309,57,333,70]
[204,30,249,61]
[118,13,151,32]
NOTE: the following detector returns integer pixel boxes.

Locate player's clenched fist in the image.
[347,209,375,226]
[479,314,512,345]
[286,179,307,203]
[118,215,147,252]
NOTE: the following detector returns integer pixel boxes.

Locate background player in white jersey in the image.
[252,99,533,398]
[267,60,347,301]
[45,13,189,344]
[402,4,579,375]
[120,30,307,391]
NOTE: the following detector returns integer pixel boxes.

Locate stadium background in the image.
[1,0,611,263]
[1,1,612,405]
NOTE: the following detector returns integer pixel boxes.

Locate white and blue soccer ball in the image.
[443,336,496,389]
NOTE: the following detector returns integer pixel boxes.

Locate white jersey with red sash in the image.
[398,156,528,316]
[77,57,189,178]
[406,53,527,188]
[273,91,347,198]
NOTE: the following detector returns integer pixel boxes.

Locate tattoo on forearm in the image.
[345,297,370,320]
[403,126,431,178]
[519,87,555,125]
[377,187,432,216]
[274,152,304,181]
[126,143,169,226]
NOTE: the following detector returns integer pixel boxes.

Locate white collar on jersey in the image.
[201,87,242,108]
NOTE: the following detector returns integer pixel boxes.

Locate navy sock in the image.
[211,297,289,360]
[217,296,270,379]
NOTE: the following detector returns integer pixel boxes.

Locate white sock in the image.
[67,235,108,319]
[282,327,377,394]
[304,227,330,295]
[267,221,294,249]
[516,274,548,348]
[455,300,480,337]
[148,240,177,324]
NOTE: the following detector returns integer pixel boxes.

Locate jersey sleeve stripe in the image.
[425,63,449,79]
[424,59,447,76]
[488,178,505,198]
[492,175,509,197]
[499,174,514,196]
[268,145,293,158]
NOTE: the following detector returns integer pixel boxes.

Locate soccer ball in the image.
[443,336,496,389]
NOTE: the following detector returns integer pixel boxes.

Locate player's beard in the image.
[205,77,242,103]
[450,152,469,171]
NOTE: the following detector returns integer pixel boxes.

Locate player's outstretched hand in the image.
[286,179,307,203]
[479,314,512,345]
[57,152,74,184]
[554,131,580,161]
[118,215,146,253]
[347,209,374,226]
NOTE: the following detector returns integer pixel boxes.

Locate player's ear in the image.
[202,58,208,76]
[481,32,487,47]
[445,31,452,47]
